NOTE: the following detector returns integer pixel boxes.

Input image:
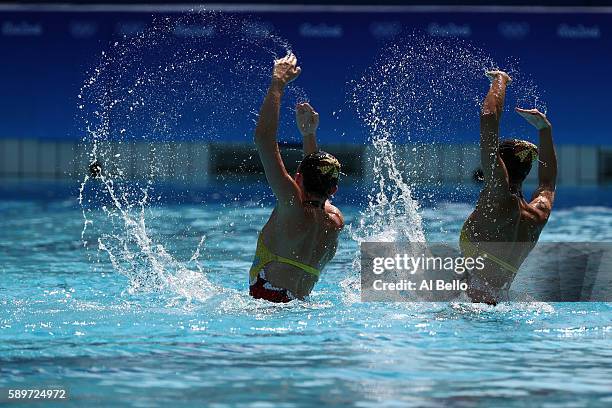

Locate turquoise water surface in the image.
[1,189,612,407]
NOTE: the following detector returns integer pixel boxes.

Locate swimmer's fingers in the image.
[272,53,300,85]
[515,108,536,122]
[281,52,293,65]
[296,103,316,117]
[276,52,293,64]
[286,65,300,84]
[288,52,297,66]
[515,107,532,115]
[312,111,320,126]
[301,102,314,112]
[485,70,512,83]
[516,107,544,117]
[515,107,550,129]
[296,101,318,135]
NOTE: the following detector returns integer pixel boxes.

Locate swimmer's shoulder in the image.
[325,203,344,231]
[477,186,520,212]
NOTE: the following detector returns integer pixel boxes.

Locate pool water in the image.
[1,195,612,407]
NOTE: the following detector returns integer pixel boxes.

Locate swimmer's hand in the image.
[486,70,512,84]
[271,52,301,88]
[296,102,319,137]
[515,107,551,130]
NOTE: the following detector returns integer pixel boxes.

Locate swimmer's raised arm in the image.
[480,70,512,198]
[254,53,302,207]
[516,108,557,215]
[296,102,319,156]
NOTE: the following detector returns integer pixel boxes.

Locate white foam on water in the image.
[449,300,555,316]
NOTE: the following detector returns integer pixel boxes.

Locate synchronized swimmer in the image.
[244,56,557,305]
[249,53,344,302]
[459,71,557,304]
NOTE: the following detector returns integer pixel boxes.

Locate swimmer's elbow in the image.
[337,213,345,230]
[333,219,344,232]
[535,206,552,224]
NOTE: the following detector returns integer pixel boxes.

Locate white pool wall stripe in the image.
[558,145,576,185]
[1,139,19,177]
[21,139,38,177]
[132,142,149,180]
[38,140,58,178]
[425,143,442,183]
[578,146,598,184]
[190,142,210,183]
[0,138,604,185]
[442,144,461,182]
[175,142,191,182]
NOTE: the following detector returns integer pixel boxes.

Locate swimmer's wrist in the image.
[269,80,286,93]
[537,117,552,131]
[301,133,316,140]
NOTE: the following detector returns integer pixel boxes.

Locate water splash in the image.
[349,33,545,245]
[344,34,545,301]
[78,11,299,300]
[352,133,425,244]
[351,34,544,143]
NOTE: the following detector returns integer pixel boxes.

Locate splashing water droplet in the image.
[78,11,301,302]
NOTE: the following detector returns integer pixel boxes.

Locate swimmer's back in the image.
[260,203,343,297]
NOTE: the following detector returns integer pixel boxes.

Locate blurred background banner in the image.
[0,2,610,188]
[1,3,610,143]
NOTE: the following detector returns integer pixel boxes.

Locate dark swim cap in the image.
[499,139,538,183]
[297,151,341,198]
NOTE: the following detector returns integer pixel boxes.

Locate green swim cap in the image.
[499,139,538,183]
[512,140,539,163]
[298,151,341,197]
